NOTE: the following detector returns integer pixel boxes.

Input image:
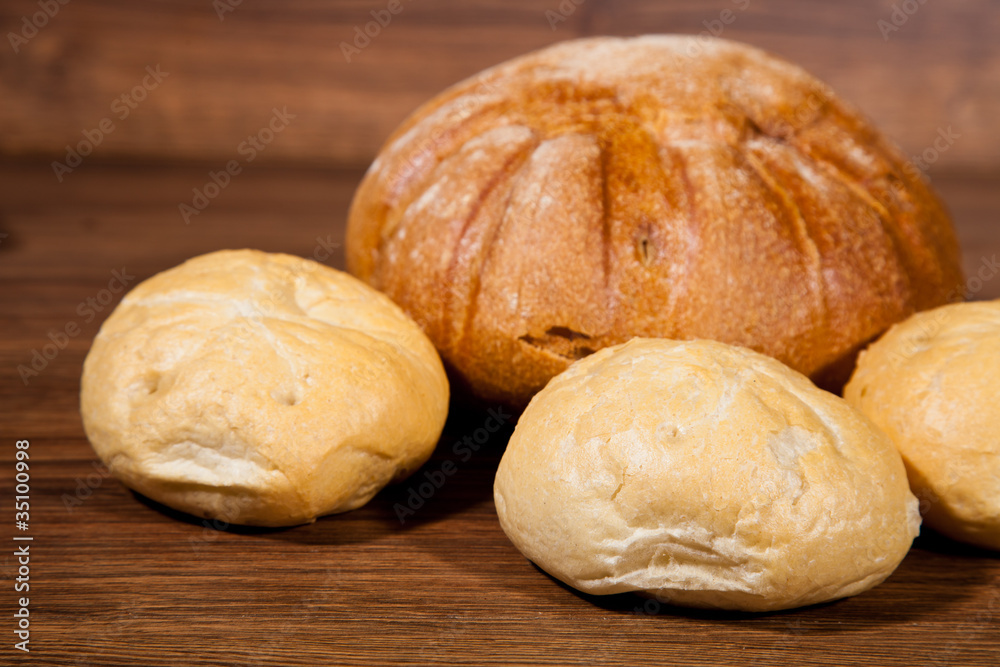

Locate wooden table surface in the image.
[1,161,998,666]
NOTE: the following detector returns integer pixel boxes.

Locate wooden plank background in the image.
[1,1,999,665]
[0,162,998,666]
[0,0,998,171]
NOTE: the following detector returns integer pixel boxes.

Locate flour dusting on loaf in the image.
[80,249,450,527]
[347,35,964,407]
[494,338,920,611]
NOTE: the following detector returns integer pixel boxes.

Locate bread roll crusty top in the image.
[80,249,449,527]
[845,300,1000,550]
[346,35,964,407]
[494,338,919,611]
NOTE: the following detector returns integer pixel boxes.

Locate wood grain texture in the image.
[0,0,999,170]
[0,163,998,666]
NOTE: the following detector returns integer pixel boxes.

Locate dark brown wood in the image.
[0,163,998,666]
[1,0,999,170]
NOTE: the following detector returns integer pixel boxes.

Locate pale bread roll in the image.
[80,249,449,527]
[845,300,1000,550]
[494,338,919,611]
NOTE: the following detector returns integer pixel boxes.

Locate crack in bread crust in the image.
[346,35,964,407]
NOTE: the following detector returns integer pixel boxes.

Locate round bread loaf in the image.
[845,301,1000,550]
[494,338,919,611]
[80,249,449,527]
[346,35,964,407]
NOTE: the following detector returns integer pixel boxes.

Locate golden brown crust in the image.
[347,35,965,407]
[845,301,1000,550]
[494,338,920,611]
[80,250,449,527]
